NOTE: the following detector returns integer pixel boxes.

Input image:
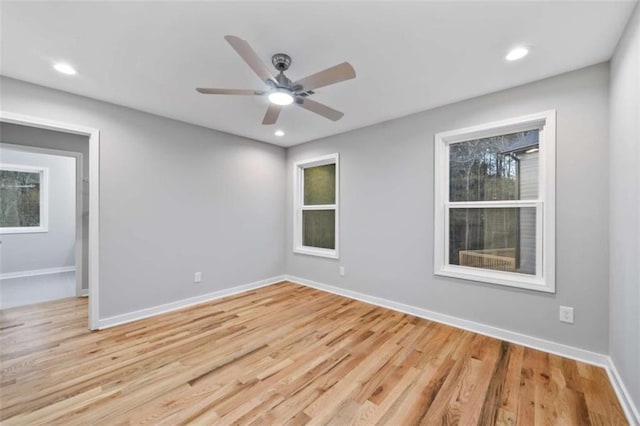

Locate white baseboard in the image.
[606,358,640,425]
[284,275,609,367]
[0,266,76,280]
[97,275,286,329]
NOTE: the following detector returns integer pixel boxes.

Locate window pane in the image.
[304,164,335,205]
[0,170,41,227]
[449,130,538,201]
[303,209,335,249]
[449,207,536,275]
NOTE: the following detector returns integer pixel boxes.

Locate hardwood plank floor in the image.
[0,281,627,425]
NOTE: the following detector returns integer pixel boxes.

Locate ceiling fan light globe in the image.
[268,90,294,106]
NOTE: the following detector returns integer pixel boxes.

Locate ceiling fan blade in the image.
[262,104,282,125]
[293,62,356,92]
[297,98,344,121]
[196,88,265,95]
[225,35,275,84]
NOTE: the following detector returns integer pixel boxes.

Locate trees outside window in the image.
[0,164,48,234]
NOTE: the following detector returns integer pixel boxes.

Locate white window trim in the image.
[0,163,49,234]
[293,153,339,259]
[434,110,556,293]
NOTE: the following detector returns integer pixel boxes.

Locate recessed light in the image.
[274,130,285,137]
[268,90,294,106]
[505,47,529,61]
[53,63,77,75]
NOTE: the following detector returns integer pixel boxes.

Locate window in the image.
[293,153,339,258]
[434,111,555,292]
[0,164,49,234]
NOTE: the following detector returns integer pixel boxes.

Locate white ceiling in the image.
[1,1,636,147]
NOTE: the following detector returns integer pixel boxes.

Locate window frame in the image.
[0,163,49,234]
[434,110,556,293]
[293,153,339,259]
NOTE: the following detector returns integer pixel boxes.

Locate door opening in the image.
[0,112,99,330]
[0,143,84,306]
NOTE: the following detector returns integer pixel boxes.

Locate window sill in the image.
[294,246,338,259]
[435,265,554,293]
[0,226,48,234]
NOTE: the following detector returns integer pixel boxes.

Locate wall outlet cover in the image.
[559,306,574,324]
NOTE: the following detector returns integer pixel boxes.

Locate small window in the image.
[434,111,555,292]
[0,164,49,234]
[293,154,339,258]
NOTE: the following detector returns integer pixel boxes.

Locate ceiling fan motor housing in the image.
[272,53,291,72]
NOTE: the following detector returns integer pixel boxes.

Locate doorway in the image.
[0,112,100,329]
[0,142,85,307]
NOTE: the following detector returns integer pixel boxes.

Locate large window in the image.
[434,111,555,292]
[0,164,49,234]
[293,153,339,258]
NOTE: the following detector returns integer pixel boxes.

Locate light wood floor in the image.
[0,281,627,425]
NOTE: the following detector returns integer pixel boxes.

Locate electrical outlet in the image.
[194,272,202,283]
[339,266,345,276]
[559,306,574,324]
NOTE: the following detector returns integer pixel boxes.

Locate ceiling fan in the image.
[196,35,356,125]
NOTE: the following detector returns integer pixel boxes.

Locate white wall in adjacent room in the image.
[0,148,76,273]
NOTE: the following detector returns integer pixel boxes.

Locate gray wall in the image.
[0,147,76,273]
[1,123,90,289]
[0,76,286,319]
[286,63,610,353]
[610,2,640,413]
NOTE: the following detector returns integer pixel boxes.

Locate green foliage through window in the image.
[303,210,335,249]
[304,164,336,205]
